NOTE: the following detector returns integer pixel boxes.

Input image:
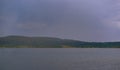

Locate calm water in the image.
[0,48,120,70]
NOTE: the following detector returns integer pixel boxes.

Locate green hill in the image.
[0,36,120,48]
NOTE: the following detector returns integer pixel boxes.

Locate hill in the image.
[0,36,120,48]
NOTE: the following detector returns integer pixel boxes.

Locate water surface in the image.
[0,48,120,70]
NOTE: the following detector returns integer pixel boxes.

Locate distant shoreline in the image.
[0,36,120,48]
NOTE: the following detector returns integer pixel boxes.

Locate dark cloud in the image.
[1,0,120,41]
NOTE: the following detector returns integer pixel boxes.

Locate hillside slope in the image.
[0,36,120,48]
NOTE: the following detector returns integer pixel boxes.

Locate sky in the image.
[1,0,120,42]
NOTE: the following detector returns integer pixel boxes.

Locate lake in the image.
[0,48,120,70]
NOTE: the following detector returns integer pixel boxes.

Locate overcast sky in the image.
[1,0,120,42]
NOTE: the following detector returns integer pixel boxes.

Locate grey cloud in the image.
[1,0,120,41]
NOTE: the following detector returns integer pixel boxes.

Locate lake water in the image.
[0,48,120,70]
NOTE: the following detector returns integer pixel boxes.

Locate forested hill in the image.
[0,36,120,48]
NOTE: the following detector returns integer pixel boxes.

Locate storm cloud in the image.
[1,0,120,42]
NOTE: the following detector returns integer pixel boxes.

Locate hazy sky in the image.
[1,0,120,42]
